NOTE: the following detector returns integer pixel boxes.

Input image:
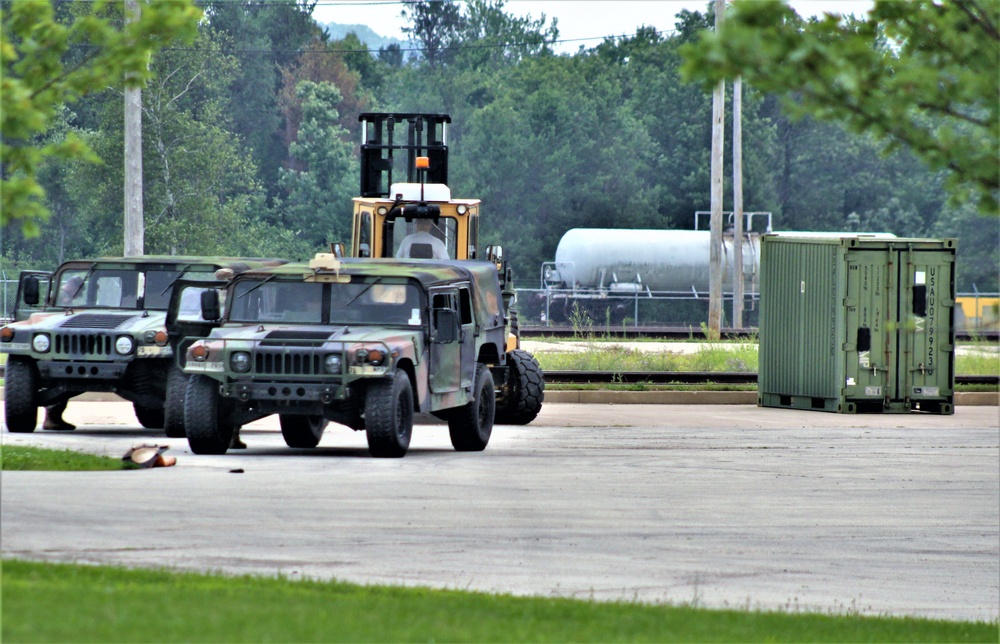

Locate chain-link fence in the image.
[1,275,19,324]
[514,287,999,333]
[514,288,761,330]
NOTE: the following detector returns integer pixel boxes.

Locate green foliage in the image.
[4,0,995,296]
[277,80,358,249]
[1,0,201,235]
[680,0,999,213]
[0,445,128,471]
[3,560,995,642]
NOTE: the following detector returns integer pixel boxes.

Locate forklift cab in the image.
[349,113,482,262]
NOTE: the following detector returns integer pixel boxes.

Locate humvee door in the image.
[166,279,228,365]
[428,285,476,393]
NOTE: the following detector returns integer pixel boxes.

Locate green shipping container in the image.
[758,235,956,414]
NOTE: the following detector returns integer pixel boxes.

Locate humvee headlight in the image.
[32,334,51,353]
[115,336,135,355]
[143,330,156,344]
[154,330,169,347]
[1,327,14,342]
[324,354,342,374]
[230,351,251,373]
[353,344,389,367]
[190,343,209,362]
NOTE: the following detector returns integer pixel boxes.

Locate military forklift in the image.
[339,112,543,424]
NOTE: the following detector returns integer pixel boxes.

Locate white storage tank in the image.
[546,228,761,294]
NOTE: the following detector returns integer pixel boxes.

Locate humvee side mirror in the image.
[433,309,458,343]
[23,276,40,306]
[330,242,346,258]
[200,289,221,321]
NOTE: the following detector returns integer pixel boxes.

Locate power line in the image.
[155,29,674,56]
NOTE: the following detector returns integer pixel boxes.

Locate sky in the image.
[312,0,875,54]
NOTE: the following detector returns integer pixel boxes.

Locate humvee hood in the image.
[18,310,164,333]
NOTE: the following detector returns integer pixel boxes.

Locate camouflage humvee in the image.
[1,256,285,435]
[176,255,509,457]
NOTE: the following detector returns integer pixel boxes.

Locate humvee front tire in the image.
[365,371,413,458]
[448,365,495,452]
[494,349,544,425]
[5,356,39,433]
[163,365,189,438]
[184,375,234,455]
[133,404,165,430]
[280,415,328,448]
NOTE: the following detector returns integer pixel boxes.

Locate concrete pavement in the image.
[2,401,997,621]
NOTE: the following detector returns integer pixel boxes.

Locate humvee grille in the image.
[59,314,133,329]
[54,332,113,356]
[254,349,323,375]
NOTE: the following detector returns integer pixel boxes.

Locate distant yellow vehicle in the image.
[956,295,999,332]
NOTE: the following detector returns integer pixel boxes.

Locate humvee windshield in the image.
[55,267,217,310]
[229,278,423,326]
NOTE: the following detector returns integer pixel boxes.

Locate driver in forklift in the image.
[396,218,448,259]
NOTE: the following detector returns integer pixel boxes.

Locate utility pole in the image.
[708,0,726,339]
[123,0,144,256]
[732,76,744,329]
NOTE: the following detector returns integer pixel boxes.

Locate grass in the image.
[1,560,995,643]
[535,343,758,373]
[533,340,998,377]
[0,445,131,471]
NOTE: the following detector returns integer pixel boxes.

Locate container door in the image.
[899,248,955,408]
[844,251,892,407]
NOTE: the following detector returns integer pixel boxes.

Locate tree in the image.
[1,0,201,234]
[278,36,369,152]
[680,0,999,213]
[278,81,358,249]
[454,0,558,70]
[401,0,465,68]
[203,0,321,203]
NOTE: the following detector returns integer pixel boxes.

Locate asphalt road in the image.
[2,401,997,622]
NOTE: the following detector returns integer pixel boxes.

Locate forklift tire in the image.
[494,349,544,425]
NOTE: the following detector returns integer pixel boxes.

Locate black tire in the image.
[280,414,328,448]
[4,356,39,433]
[494,349,544,425]
[163,365,189,438]
[184,375,233,455]
[133,403,165,429]
[365,371,413,458]
[448,365,495,452]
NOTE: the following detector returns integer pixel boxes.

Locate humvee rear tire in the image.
[448,365,495,452]
[184,375,233,455]
[5,356,39,433]
[133,404,165,429]
[494,349,544,425]
[280,415,328,448]
[163,365,189,438]
[365,371,413,458]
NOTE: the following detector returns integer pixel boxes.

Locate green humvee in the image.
[175,254,518,457]
[1,256,284,435]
